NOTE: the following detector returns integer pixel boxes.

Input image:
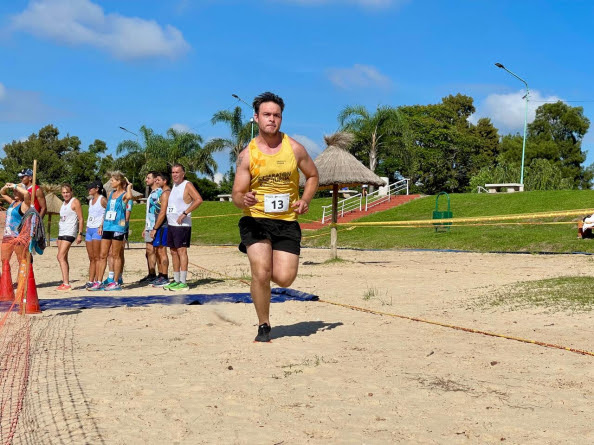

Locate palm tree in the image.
[116,126,221,185]
[204,106,257,166]
[166,128,219,179]
[115,125,162,188]
[338,105,406,173]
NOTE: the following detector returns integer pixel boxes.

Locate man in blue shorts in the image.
[149,172,171,287]
[140,171,161,283]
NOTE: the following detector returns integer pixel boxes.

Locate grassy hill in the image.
[302,190,594,252]
[46,190,594,253]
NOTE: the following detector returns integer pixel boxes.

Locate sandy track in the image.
[9,245,594,444]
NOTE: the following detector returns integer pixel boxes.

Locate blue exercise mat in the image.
[38,288,319,311]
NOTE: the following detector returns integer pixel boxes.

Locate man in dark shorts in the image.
[232,92,319,342]
[164,164,203,291]
[149,172,171,287]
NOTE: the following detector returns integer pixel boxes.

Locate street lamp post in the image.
[119,126,138,137]
[232,94,255,139]
[494,63,529,187]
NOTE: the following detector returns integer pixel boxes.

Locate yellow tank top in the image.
[244,133,299,221]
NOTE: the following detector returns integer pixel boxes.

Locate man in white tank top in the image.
[163,163,203,291]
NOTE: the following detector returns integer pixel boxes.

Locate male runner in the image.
[232,92,319,342]
[140,171,161,283]
[149,172,171,287]
[19,168,47,218]
[164,164,202,291]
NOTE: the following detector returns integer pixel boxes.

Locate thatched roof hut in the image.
[300,132,387,259]
[44,193,63,215]
[40,184,63,214]
[40,185,64,247]
[300,132,386,189]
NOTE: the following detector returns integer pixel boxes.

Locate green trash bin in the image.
[432,192,452,232]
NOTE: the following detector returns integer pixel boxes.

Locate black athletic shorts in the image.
[58,235,75,243]
[102,230,126,241]
[167,226,191,248]
[238,216,301,255]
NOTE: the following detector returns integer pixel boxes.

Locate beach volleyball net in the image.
[0,211,38,444]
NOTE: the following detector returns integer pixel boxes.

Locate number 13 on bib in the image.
[264,194,290,213]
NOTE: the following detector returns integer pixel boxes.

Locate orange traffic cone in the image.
[24,263,40,314]
[0,260,14,301]
[15,260,41,314]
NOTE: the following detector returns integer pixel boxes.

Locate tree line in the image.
[1,94,590,200]
[342,94,591,194]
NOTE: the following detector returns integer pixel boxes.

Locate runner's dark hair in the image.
[253,92,284,114]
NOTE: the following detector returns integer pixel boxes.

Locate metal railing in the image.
[321,179,410,224]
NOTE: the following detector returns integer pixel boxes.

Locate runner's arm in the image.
[0,184,14,204]
[73,198,84,244]
[232,148,257,209]
[8,183,32,207]
[36,188,47,218]
[123,179,134,202]
[290,139,319,214]
[184,184,203,214]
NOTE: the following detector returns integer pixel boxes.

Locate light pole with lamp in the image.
[232,94,255,139]
[494,63,529,187]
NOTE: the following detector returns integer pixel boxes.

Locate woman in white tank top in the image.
[84,181,107,288]
[56,184,84,291]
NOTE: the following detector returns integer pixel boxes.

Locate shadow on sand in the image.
[271,321,343,340]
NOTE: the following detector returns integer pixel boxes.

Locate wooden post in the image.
[330,183,339,259]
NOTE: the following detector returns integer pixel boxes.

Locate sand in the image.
[8,244,594,444]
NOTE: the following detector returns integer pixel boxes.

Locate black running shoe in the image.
[254,323,271,342]
[139,274,157,283]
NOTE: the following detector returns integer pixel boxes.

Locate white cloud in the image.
[275,0,404,8]
[471,89,562,132]
[326,64,392,90]
[11,0,190,60]
[170,123,192,134]
[213,172,224,185]
[0,84,66,123]
[292,134,323,158]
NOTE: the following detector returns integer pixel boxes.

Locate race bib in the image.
[166,205,176,214]
[264,194,290,213]
[105,211,116,221]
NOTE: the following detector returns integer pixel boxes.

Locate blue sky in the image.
[1,0,593,182]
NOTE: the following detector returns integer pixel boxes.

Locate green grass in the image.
[302,190,594,253]
[44,190,594,253]
[482,276,594,312]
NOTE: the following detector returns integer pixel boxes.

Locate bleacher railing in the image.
[321,179,409,224]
